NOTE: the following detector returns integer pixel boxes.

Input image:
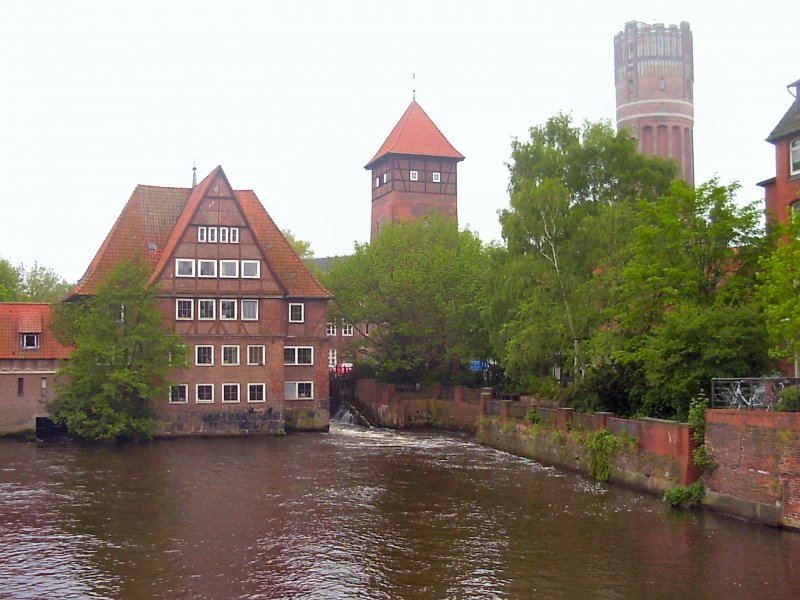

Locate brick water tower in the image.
[614,21,694,186]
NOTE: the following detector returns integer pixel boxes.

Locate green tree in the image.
[596,179,770,418]
[50,259,187,441]
[487,114,675,392]
[0,258,22,301]
[20,262,73,302]
[324,216,490,382]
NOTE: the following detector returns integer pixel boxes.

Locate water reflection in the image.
[1,426,800,599]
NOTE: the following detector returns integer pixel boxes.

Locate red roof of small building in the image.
[0,303,72,360]
[365,100,464,169]
[70,166,330,299]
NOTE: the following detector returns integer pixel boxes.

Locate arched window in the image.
[791,138,800,176]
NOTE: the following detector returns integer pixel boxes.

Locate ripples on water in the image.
[2,425,800,599]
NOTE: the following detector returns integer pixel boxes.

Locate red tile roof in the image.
[70,166,330,299]
[365,100,465,169]
[0,303,72,360]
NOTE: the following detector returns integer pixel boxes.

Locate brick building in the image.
[365,99,464,241]
[614,21,694,186]
[0,303,71,434]
[759,78,800,224]
[70,166,332,434]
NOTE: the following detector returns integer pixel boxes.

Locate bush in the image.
[775,385,800,412]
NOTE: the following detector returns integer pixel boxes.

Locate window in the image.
[41,377,47,399]
[207,227,218,243]
[219,227,229,243]
[383,172,388,183]
[196,345,214,366]
[220,299,237,320]
[196,384,214,403]
[241,299,258,321]
[432,171,441,183]
[198,299,215,320]
[230,227,239,243]
[21,333,40,349]
[328,349,337,368]
[792,138,800,176]
[285,381,313,400]
[198,259,217,278]
[326,322,337,336]
[248,383,266,403]
[375,177,379,188]
[176,299,193,320]
[342,323,354,337]
[241,260,260,278]
[17,377,23,397]
[289,303,304,323]
[175,259,195,277]
[284,346,313,365]
[198,226,207,243]
[248,345,265,365]
[222,345,240,366]
[222,383,240,403]
[410,170,418,181]
[220,260,239,278]
[169,384,188,404]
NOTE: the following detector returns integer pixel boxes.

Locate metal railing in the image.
[710,377,800,410]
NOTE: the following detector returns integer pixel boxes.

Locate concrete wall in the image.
[705,410,800,529]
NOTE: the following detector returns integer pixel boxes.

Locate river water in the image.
[1,423,800,599]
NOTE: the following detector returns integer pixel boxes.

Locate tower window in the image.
[659,78,665,91]
[410,170,418,181]
[791,138,800,176]
[432,172,441,183]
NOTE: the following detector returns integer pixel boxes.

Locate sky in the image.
[0,0,796,283]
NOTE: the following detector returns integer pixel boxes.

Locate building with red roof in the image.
[0,303,71,434]
[365,99,464,241]
[760,78,800,225]
[70,166,332,434]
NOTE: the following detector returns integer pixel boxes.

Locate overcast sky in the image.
[1,0,796,283]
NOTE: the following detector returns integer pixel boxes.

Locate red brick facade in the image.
[70,167,332,434]
[760,79,800,225]
[614,21,694,186]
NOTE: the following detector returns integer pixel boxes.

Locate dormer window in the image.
[410,170,418,181]
[791,138,800,176]
[21,333,40,350]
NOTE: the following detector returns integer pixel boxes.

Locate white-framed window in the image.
[383,172,388,183]
[220,260,239,278]
[328,349,337,368]
[248,383,266,403]
[196,384,214,403]
[342,323,354,336]
[21,333,40,350]
[198,299,215,320]
[198,226,207,243]
[791,138,800,176]
[432,171,441,183]
[285,381,313,400]
[176,299,193,320]
[410,170,418,181]
[169,384,188,404]
[175,259,195,277]
[198,259,217,278]
[207,227,218,243]
[230,227,239,243]
[222,383,240,403]
[241,299,258,321]
[241,260,260,278]
[326,322,336,336]
[195,345,214,366]
[289,303,304,323]
[220,299,237,320]
[219,227,229,243]
[248,345,265,365]
[375,177,379,188]
[284,346,313,365]
[222,345,240,366]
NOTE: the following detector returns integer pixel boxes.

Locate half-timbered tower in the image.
[70,166,332,434]
[365,100,464,241]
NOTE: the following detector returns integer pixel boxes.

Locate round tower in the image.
[614,21,694,186]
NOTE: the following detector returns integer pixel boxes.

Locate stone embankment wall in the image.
[704,410,800,530]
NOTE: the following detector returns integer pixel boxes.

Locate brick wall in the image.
[705,410,800,528]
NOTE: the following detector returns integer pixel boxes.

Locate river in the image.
[1,423,800,599]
